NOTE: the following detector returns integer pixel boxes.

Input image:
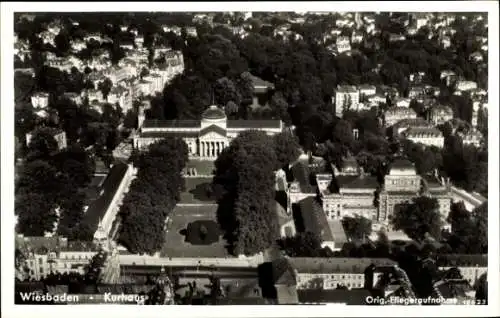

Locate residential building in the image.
[457,129,483,148]
[334,85,359,116]
[31,92,50,109]
[384,107,417,127]
[336,36,351,54]
[429,105,454,125]
[134,104,284,159]
[63,92,82,105]
[394,98,411,108]
[15,235,99,280]
[402,127,445,148]
[408,85,426,100]
[455,80,478,92]
[358,84,377,101]
[440,70,457,86]
[107,86,133,112]
[392,118,433,136]
[85,89,105,103]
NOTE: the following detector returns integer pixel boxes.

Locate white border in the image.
[1,2,499,317]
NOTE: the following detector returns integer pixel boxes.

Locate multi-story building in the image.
[107,86,132,112]
[402,127,445,148]
[143,73,164,94]
[358,84,377,101]
[408,85,426,101]
[287,257,397,290]
[318,158,378,222]
[336,36,351,54]
[384,107,417,127]
[63,92,82,105]
[392,118,433,136]
[455,80,478,92]
[84,89,105,103]
[334,85,360,116]
[134,104,284,159]
[457,129,483,148]
[440,70,457,86]
[429,105,454,125]
[15,235,98,280]
[378,159,451,227]
[31,92,50,109]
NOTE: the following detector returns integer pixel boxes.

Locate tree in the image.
[374,230,391,257]
[54,30,71,56]
[25,127,60,162]
[214,130,279,256]
[118,138,189,254]
[273,131,301,169]
[390,196,442,242]
[214,77,241,106]
[16,192,57,236]
[278,231,330,257]
[341,216,372,241]
[123,109,138,129]
[98,78,113,100]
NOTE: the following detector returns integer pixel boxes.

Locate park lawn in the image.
[161,205,231,258]
[179,177,217,204]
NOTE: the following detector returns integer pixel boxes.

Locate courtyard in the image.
[179,177,220,204]
[161,205,231,258]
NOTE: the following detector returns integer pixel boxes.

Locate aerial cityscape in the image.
[12,10,489,306]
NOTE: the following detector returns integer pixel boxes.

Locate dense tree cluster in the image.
[390,196,442,242]
[341,216,373,242]
[118,138,188,254]
[444,202,487,254]
[15,127,95,238]
[214,130,279,256]
[278,232,334,257]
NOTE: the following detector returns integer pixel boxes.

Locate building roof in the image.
[298,197,333,242]
[393,118,431,129]
[390,158,415,170]
[336,175,379,190]
[200,124,227,137]
[82,163,129,234]
[297,289,371,304]
[404,127,443,138]
[291,162,315,193]
[276,201,292,228]
[249,74,274,93]
[227,120,282,129]
[202,105,226,120]
[288,257,397,274]
[436,254,487,267]
[272,257,297,286]
[142,119,201,129]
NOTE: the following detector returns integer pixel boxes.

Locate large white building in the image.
[334,85,360,116]
[134,104,284,159]
[402,127,445,148]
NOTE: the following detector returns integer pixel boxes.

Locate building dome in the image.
[202,105,226,120]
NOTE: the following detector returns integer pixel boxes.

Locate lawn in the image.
[179,177,220,204]
[161,205,231,258]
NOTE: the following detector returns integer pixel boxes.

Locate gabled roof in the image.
[272,258,297,286]
[200,124,227,137]
[83,163,129,234]
[142,119,201,129]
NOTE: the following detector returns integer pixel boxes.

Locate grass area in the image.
[161,205,231,258]
[180,177,219,204]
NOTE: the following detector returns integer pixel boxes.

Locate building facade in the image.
[402,127,445,148]
[134,104,284,159]
[334,85,360,116]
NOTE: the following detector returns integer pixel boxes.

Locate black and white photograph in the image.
[1,1,499,317]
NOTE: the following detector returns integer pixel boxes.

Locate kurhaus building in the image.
[133,104,284,159]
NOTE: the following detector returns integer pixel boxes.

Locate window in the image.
[342,275,345,279]
[39,267,43,274]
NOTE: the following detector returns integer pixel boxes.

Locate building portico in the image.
[134,104,284,160]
